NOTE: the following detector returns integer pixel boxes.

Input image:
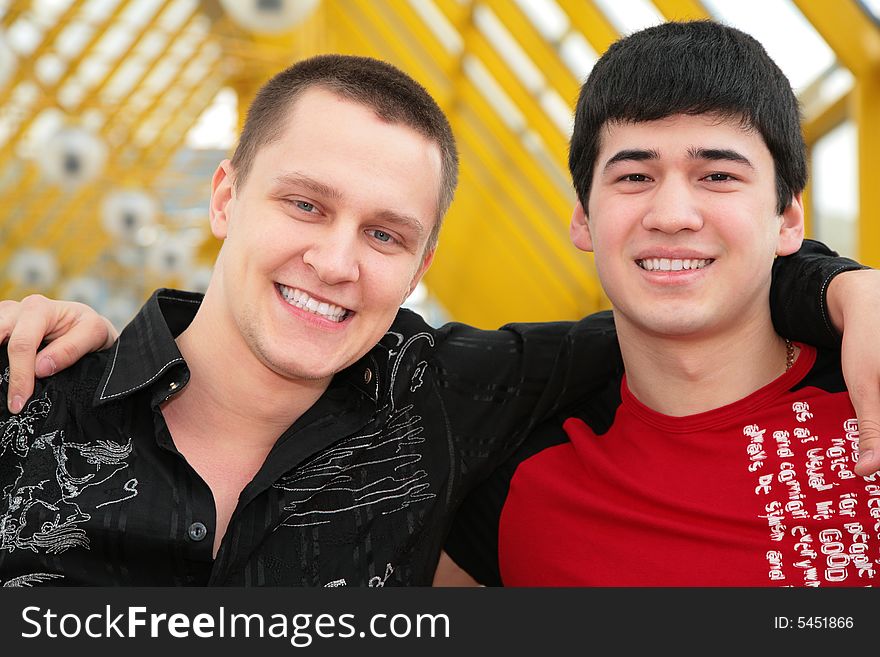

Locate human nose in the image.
[641,178,704,234]
[302,225,360,285]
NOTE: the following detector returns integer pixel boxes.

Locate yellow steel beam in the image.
[0,2,197,253]
[62,77,226,280]
[802,172,813,240]
[0,0,129,174]
[0,7,205,270]
[802,90,850,147]
[792,0,880,75]
[855,79,880,266]
[483,0,581,104]
[430,169,587,324]
[75,0,180,111]
[0,0,83,98]
[49,48,223,262]
[555,0,620,55]
[435,0,570,166]
[455,96,596,306]
[1,0,30,28]
[651,0,710,21]
[348,0,451,104]
[0,32,223,298]
[802,89,851,242]
[793,0,880,265]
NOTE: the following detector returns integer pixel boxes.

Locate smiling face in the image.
[207,87,441,384]
[571,113,804,342]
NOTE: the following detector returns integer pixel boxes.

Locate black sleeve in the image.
[770,238,868,347]
[432,311,620,480]
[442,315,623,587]
[444,416,574,586]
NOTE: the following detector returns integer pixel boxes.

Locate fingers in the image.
[854,419,880,477]
[0,299,20,345]
[832,269,880,476]
[845,375,880,476]
[5,296,51,414]
[32,318,109,381]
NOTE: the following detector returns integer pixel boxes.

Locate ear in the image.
[405,247,436,301]
[209,159,235,240]
[569,201,594,252]
[776,193,805,257]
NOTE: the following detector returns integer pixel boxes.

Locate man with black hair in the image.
[444,21,880,586]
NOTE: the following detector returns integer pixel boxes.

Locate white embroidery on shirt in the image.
[1,572,64,587]
[1,396,138,556]
[274,332,436,528]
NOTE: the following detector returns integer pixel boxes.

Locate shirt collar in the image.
[94,289,200,406]
[94,288,407,407]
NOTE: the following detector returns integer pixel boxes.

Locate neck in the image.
[617,313,794,417]
[163,298,330,452]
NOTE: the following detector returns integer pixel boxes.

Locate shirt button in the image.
[363,368,372,384]
[188,522,208,542]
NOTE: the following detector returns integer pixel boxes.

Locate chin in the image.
[631,313,712,339]
[252,340,339,382]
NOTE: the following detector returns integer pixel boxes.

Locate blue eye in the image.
[294,200,316,212]
[372,230,393,243]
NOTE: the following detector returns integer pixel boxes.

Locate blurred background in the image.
[0,0,878,329]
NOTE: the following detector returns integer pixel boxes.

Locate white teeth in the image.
[277,284,349,322]
[637,258,712,272]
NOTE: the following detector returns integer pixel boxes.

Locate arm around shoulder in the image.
[1,295,117,414]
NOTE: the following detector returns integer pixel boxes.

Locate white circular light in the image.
[147,234,194,277]
[101,189,159,242]
[38,126,107,188]
[219,0,320,34]
[8,249,59,290]
[59,276,105,307]
[0,30,17,89]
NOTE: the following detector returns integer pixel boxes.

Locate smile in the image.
[276,284,352,322]
[636,258,713,272]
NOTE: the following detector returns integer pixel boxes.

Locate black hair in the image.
[569,20,806,215]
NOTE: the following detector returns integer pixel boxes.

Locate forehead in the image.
[598,114,770,160]
[247,88,443,230]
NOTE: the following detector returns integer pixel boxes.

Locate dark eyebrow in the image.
[603,149,660,171]
[374,209,427,241]
[688,147,754,168]
[273,173,427,242]
[272,172,344,200]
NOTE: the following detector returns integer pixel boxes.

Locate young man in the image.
[1,54,602,586]
[443,21,880,586]
[0,50,877,587]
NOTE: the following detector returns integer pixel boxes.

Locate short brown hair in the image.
[230,54,458,249]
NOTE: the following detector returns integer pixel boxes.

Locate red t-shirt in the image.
[448,344,879,586]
